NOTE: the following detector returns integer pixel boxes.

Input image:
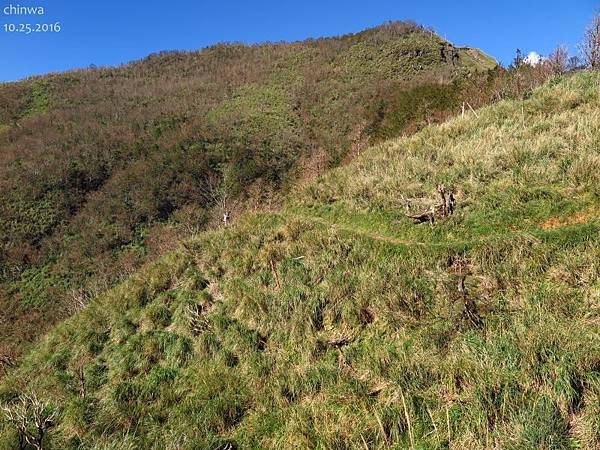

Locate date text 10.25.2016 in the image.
[3,22,61,33]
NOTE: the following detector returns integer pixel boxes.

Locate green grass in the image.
[25,80,50,116]
[2,73,600,449]
[0,23,500,361]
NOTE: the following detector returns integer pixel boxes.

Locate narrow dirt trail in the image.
[282,209,600,249]
[283,212,429,247]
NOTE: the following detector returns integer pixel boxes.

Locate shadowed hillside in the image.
[0,22,499,359]
[1,72,598,449]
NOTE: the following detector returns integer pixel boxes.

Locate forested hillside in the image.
[0,22,498,359]
[1,72,598,449]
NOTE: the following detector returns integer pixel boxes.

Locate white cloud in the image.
[524,51,544,66]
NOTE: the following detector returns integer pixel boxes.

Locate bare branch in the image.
[546,45,570,75]
[1,393,57,450]
[579,13,600,69]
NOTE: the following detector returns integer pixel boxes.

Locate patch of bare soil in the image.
[541,206,599,230]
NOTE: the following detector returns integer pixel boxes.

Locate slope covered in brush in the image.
[0,22,496,359]
[1,73,599,449]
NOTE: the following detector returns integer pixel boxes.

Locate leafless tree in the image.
[66,288,92,315]
[567,56,582,71]
[202,171,226,212]
[579,13,600,69]
[1,393,57,450]
[546,45,570,75]
[201,171,239,226]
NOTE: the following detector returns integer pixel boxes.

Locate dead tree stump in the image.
[403,185,457,225]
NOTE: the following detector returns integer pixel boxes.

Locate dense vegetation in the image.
[0,22,500,359]
[1,71,599,449]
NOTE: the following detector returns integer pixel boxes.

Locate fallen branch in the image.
[405,205,436,224]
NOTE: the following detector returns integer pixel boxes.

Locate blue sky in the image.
[0,1,598,81]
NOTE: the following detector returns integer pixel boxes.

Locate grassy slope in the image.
[2,74,600,449]
[0,23,495,359]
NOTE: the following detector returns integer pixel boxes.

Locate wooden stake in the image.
[465,101,479,118]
